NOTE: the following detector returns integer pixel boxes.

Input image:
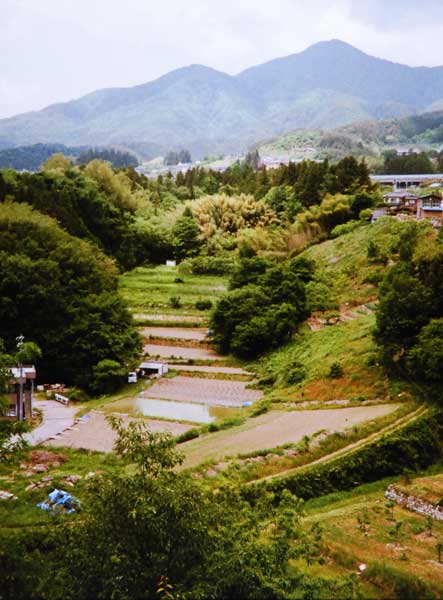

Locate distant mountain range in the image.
[2,40,443,158]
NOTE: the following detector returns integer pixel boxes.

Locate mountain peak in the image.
[2,41,443,157]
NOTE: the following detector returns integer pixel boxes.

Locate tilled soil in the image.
[144,344,223,360]
[141,327,208,341]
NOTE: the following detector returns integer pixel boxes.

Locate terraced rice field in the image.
[143,376,262,407]
[181,403,400,467]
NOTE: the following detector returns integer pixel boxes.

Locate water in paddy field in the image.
[134,397,215,423]
[101,395,216,423]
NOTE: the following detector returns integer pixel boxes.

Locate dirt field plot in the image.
[182,404,399,467]
[141,327,207,341]
[46,411,191,453]
[143,376,262,407]
[144,344,223,360]
[172,364,252,376]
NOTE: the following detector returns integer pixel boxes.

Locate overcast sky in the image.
[2,0,443,119]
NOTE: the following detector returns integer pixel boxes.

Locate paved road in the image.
[24,400,78,446]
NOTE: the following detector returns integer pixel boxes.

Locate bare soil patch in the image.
[46,411,192,453]
[144,344,223,360]
[28,450,69,466]
[140,327,207,341]
[172,364,252,376]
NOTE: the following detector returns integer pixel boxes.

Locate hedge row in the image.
[246,409,443,501]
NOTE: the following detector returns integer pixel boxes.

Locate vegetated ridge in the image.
[258,109,443,161]
[3,40,443,157]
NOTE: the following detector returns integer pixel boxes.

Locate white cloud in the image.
[0,0,442,118]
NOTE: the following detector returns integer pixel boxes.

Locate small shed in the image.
[139,361,169,379]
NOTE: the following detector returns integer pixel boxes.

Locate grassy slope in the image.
[258,219,415,402]
[301,468,443,598]
[119,264,228,325]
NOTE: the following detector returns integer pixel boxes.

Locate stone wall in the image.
[385,484,443,521]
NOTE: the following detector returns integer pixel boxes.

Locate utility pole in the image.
[16,335,24,421]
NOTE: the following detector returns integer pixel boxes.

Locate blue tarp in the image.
[37,488,80,513]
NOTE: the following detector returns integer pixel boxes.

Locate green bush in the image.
[329,362,343,378]
[305,281,338,312]
[195,299,212,311]
[285,362,307,385]
[176,428,200,443]
[184,255,236,275]
[330,220,363,238]
[67,388,89,403]
[169,296,181,308]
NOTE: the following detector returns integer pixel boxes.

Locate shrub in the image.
[169,296,181,308]
[305,281,338,312]
[285,362,307,386]
[195,300,212,311]
[330,220,362,238]
[329,362,343,378]
[363,268,384,286]
[67,388,89,403]
[176,428,200,443]
[183,255,236,275]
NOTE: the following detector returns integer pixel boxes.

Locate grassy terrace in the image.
[300,468,443,598]
[119,264,228,323]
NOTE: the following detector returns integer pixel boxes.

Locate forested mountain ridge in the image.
[3,40,443,157]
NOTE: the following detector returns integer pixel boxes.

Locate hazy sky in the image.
[2,0,443,118]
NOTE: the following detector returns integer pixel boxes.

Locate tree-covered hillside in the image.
[258,110,443,163]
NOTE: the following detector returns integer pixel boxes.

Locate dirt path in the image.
[182,403,400,468]
[45,410,192,453]
[141,327,207,341]
[144,376,262,407]
[144,344,223,360]
[24,400,78,446]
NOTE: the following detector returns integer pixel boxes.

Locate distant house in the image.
[383,192,419,213]
[416,194,443,225]
[4,366,36,420]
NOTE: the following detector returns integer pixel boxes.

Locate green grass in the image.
[260,313,391,403]
[119,265,228,319]
[0,448,122,529]
[301,217,419,305]
[299,465,443,598]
